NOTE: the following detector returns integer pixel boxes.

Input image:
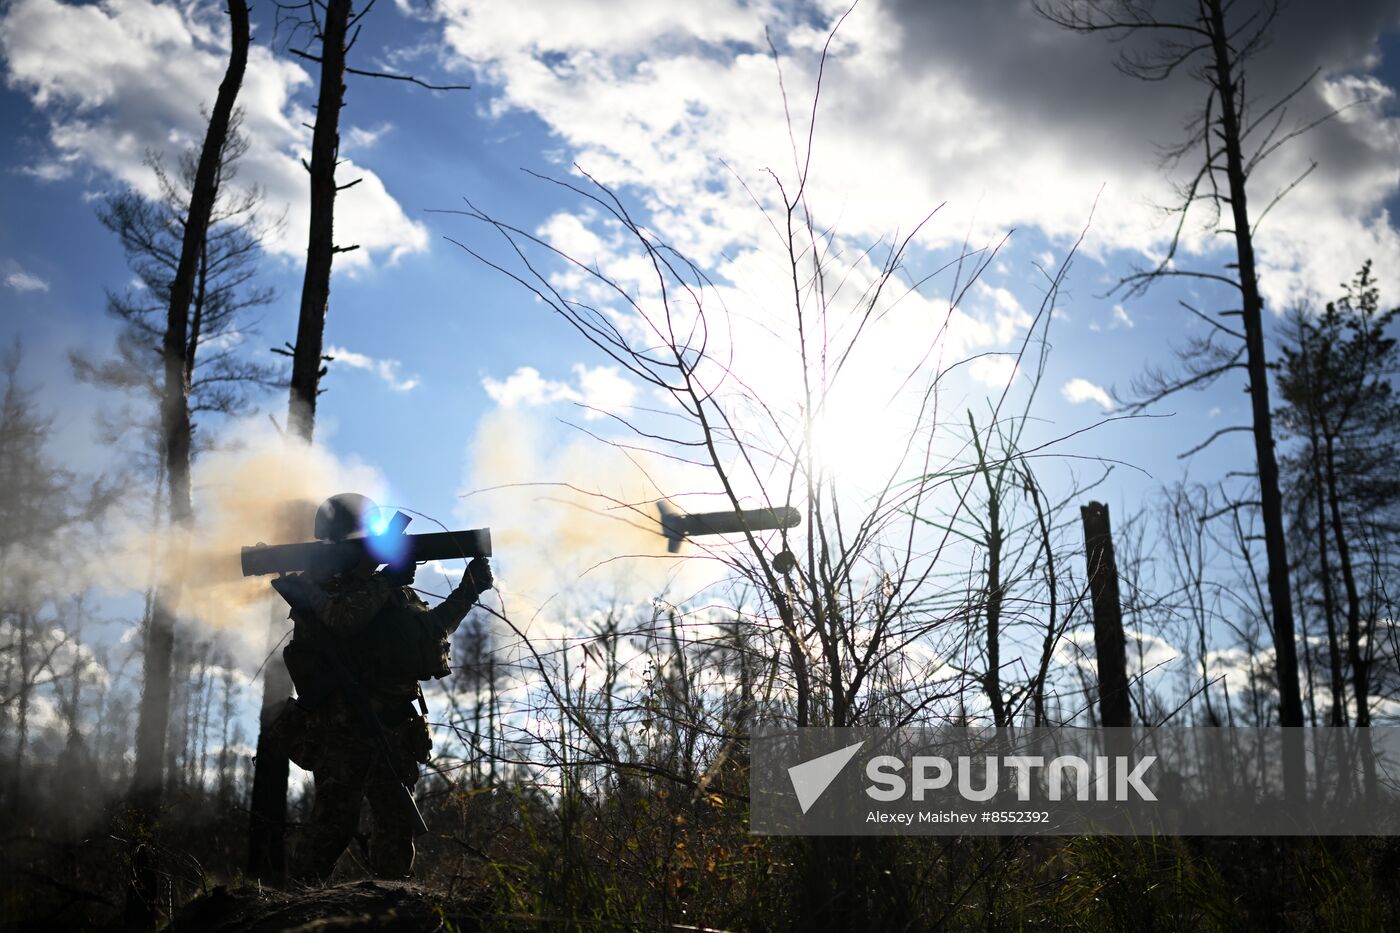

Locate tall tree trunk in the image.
[185,240,208,384]
[286,0,351,442]
[1308,429,1347,725]
[11,607,31,813]
[1293,570,1317,728]
[971,420,1007,728]
[247,601,294,884]
[781,583,810,728]
[248,0,351,885]
[126,0,249,924]
[217,667,234,804]
[1321,437,1367,726]
[1026,476,1058,727]
[487,655,497,785]
[1081,502,1131,728]
[1205,0,1305,796]
[984,492,1007,728]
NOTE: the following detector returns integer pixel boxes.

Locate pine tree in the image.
[1277,262,1400,727]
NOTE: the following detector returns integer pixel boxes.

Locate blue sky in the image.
[3,0,1400,674]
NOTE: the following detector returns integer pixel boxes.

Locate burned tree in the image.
[81,117,281,441]
[120,0,251,922]
[248,0,468,882]
[1037,0,1336,795]
[281,0,352,443]
[273,0,471,439]
[1081,501,1131,728]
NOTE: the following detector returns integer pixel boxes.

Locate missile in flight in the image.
[655,500,801,553]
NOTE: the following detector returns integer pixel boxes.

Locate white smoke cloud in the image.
[456,402,741,645]
[75,418,390,665]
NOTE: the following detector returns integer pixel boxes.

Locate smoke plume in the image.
[459,407,715,632]
[88,420,386,659]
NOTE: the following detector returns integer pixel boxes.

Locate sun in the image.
[808,391,924,493]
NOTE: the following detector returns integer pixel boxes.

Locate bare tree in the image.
[0,346,119,816]
[1037,0,1337,796]
[1159,483,1227,724]
[80,117,282,453]
[272,0,472,438]
[247,0,469,883]
[441,13,1114,790]
[122,0,251,922]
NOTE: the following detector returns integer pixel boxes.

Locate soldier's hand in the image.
[380,562,417,587]
[270,574,328,615]
[465,557,494,594]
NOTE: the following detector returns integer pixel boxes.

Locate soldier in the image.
[272,493,493,883]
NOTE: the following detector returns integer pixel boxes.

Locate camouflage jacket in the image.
[285,569,481,737]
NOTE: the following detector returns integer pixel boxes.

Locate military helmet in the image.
[313,493,377,541]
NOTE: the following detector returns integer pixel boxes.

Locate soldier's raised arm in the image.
[420,558,494,635]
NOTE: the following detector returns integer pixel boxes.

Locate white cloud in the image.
[199,329,244,353]
[1204,647,1275,699]
[571,364,637,417]
[4,267,49,292]
[422,0,1400,313]
[968,354,1018,388]
[344,122,392,151]
[418,0,1122,485]
[18,157,74,181]
[972,282,1035,344]
[432,0,1137,263]
[325,345,420,392]
[1055,628,1180,678]
[0,0,428,270]
[483,366,579,408]
[482,364,637,421]
[401,0,1400,529]
[1061,377,1112,411]
[1111,303,1134,329]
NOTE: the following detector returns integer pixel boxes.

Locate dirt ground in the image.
[166,879,493,933]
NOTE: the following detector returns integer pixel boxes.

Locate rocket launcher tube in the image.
[242,525,492,577]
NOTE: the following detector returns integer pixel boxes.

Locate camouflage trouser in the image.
[290,732,421,882]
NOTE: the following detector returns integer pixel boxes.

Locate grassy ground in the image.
[4,777,1398,931]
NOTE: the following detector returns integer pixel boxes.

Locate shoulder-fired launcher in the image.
[241,513,491,577]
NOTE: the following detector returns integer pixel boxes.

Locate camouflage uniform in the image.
[288,570,482,882]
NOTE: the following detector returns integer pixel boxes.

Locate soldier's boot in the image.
[290,768,364,883]
[365,771,417,879]
[367,829,415,880]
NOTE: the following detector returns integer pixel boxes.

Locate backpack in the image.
[354,588,453,684]
[281,574,451,709]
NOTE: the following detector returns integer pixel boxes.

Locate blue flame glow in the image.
[364,507,412,568]
[366,509,393,536]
